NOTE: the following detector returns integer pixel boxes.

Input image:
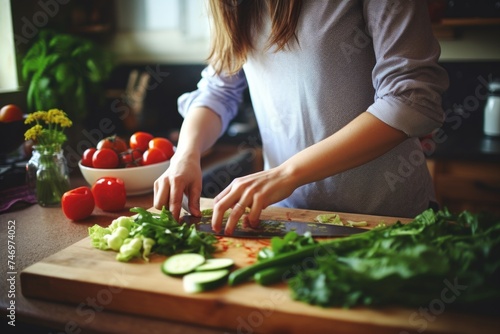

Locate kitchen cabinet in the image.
[427,159,500,215]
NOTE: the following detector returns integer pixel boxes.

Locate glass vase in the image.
[26,145,70,207]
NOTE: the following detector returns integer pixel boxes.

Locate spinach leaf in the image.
[283,209,500,310]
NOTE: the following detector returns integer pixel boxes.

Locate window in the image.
[0,0,19,92]
[112,0,210,63]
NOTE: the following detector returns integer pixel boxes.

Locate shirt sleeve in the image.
[363,0,449,137]
[177,65,248,136]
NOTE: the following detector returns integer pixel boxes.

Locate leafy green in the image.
[257,231,317,261]
[256,209,500,311]
[22,29,114,120]
[88,207,218,262]
[130,207,218,257]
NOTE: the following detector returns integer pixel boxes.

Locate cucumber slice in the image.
[161,253,205,276]
[183,269,229,293]
[195,258,234,272]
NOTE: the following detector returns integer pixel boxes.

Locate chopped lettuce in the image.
[88,206,218,262]
[88,225,112,250]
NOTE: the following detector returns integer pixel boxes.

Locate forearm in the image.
[174,107,222,161]
[154,107,222,216]
[281,112,408,188]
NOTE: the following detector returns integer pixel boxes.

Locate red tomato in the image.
[61,186,95,221]
[0,104,24,122]
[142,147,167,165]
[97,135,128,154]
[92,148,119,168]
[130,131,154,152]
[81,148,97,167]
[148,137,175,161]
[119,148,143,167]
[91,177,127,212]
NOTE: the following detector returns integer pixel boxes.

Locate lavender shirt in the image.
[178,0,449,218]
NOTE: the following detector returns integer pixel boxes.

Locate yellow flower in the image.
[47,109,72,128]
[54,115,73,128]
[47,108,63,122]
[24,124,43,141]
[25,111,48,124]
[23,109,72,145]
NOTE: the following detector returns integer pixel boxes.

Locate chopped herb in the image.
[345,220,368,227]
[200,208,214,217]
[202,207,250,219]
[315,213,343,225]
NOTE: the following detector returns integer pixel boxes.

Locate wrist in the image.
[170,141,201,164]
[277,160,307,190]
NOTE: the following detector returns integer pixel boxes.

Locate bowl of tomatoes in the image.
[78,132,175,196]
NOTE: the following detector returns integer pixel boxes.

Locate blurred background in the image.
[1,0,500,212]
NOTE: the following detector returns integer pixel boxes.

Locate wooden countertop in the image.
[2,177,497,333]
[0,143,257,334]
[1,183,206,334]
[0,181,408,334]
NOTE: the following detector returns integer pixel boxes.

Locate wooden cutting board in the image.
[20,199,499,334]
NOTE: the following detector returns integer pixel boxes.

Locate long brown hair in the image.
[207,0,303,75]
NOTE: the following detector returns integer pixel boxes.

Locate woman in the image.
[154,0,449,235]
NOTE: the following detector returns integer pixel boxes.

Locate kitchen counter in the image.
[0,143,263,334]
[1,144,498,333]
[425,126,500,215]
[2,189,500,333]
[1,179,224,334]
[0,187,389,334]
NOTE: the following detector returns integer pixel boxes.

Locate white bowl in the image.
[78,160,170,196]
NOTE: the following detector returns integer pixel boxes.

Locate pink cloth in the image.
[0,185,37,213]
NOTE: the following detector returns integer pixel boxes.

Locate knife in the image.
[181,215,368,238]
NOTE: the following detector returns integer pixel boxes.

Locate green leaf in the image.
[21,29,115,120]
[256,208,500,311]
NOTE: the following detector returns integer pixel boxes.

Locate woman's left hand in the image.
[211,166,297,235]
[212,112,409,235]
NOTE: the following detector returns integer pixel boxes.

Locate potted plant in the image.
[21,29,114,124]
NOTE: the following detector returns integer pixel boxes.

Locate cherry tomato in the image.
[91,177,127,212]
[0,104,24,123]
[148,137,175,161]
[92,148,119,168]
[142,147,167,165]
[119,148,143,167]
[81,148,97,167]
[130,131,154,152]
[97,135,128,154]
[61,186,95,221]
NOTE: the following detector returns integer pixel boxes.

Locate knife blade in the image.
[181,215,367,238]
[181,194,191,214]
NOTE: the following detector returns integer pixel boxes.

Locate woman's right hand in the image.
[153,106,224,221]
[153,151,203,222]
